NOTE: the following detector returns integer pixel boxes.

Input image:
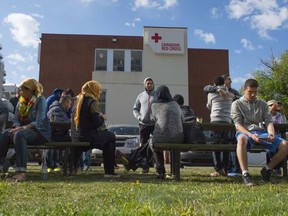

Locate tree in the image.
[254,49,288,116]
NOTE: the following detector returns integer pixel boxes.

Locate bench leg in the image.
[63,147,69,176]
[282,156,287,178]
[171,150,180,181]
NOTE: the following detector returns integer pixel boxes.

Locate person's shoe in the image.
[53,167,61,172]
[261,167,272,182]
[115,150,130,171]
[243,173,256,186]
[47,168,52,173]
[156,173,165,179]
[210,169,226,177]
[104,173,121,178]
[2,153,16,173]
[140,167,149,174]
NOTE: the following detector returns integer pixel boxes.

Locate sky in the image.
[0,0,287,90]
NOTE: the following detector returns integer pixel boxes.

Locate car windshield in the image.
[108,126,139,135]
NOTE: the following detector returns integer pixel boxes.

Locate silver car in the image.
[90,124,140,165]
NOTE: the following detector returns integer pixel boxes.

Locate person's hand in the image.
[8,126,23,140]
[268,133,275,142]
[217,89,229,99]
[250,133,261,143]
[227,92,235,99]
[100,113,107,120]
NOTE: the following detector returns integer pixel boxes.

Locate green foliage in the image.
[1,165,288,215]
[254,49,288,115]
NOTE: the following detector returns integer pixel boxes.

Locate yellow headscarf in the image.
[74,80,102,128]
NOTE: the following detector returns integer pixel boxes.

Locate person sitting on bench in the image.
[0,78,51,182]
[117,85,184,179]
[231,78,288,186]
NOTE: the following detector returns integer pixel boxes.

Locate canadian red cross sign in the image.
[144,29,185,55]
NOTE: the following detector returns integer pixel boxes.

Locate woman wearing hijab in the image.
[71,80,119,178]
[117,85,183,179]
[0,78,51,182]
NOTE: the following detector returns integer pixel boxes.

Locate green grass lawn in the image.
[1,164,288,216]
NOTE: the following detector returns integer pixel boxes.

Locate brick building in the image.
[39,26,229,124]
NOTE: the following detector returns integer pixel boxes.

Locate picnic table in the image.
[154,122,288,181]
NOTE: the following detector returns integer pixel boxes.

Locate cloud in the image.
[0,33,2,39]
[6,53,26,65]
[125,17,141,27]
[132,0,178,10]
[226,0,288,39]
[194,29,216,44]
[211,7,222,19]
[232,74,252,84]
[234,49,242,54]
[241,38,255,50]
[3,13,40,48]
[79,0,96,3]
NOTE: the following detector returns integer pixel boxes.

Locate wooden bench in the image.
[154,122,288,181]
[5,121,90,176]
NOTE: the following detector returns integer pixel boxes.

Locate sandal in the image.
[6,172,26,182]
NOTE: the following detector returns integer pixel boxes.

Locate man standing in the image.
[231,78,288,186]
[206,76,234,177]
[133,77,156,172]
[204,74,241,174]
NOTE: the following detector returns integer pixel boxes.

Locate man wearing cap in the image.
[267,100,287,124]
[266,99,287,176]
[133,77,156,173]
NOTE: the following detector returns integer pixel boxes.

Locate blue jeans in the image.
[0,128,48,172]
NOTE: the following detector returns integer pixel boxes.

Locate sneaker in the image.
[47,168,52,173]
[104,173,120,178]
[53,167,61,172]
[261,167,272,182]
[2,154,16,173]
[243,173,256,186]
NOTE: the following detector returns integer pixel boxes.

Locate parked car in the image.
[180,130,214,167]
[90,124,140,165]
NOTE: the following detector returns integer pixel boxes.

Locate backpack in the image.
[183,122,206,144]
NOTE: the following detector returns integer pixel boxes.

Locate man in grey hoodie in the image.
[231,78,288,186]
[133,77,156,172]
[133,77,156,146]
[207,76,234,177]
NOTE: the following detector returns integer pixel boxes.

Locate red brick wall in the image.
[188,48,229,122]
[39,34,143,97]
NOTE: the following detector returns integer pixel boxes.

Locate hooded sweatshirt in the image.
[206,85,233,123]
[133,77,156,125]
[46,88,64,113]
[151,85,183,143]
[231,96,272,131]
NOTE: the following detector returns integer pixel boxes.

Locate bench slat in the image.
[154,143,267,151]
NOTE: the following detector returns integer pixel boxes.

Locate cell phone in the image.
[258,134,271,142]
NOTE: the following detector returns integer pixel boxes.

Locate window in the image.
[99,90,106,114]
[113,50,124,71]
[94,49,142,72]
[95,50,107,71]
[131,51,142,72]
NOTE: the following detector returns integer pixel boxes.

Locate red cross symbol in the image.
[151,33,162,43]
